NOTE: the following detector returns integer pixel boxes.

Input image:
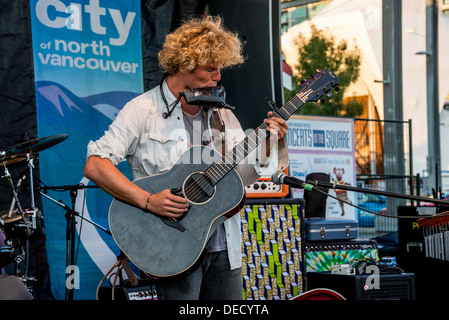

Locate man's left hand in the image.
[264,111,288,140]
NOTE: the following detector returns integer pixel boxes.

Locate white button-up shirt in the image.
[87,79,289,270]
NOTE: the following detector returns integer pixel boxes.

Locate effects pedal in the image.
[98,280,157,300]
[124,284,157,300]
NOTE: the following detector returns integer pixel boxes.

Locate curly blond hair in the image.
[158,16,244,75]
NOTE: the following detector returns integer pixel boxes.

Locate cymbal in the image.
[2,134,68,157]
[0,154,32,168]
[0,208,21,224]
[0,208,39,224]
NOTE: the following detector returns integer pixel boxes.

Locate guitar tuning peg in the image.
[309,74,314,79]
[327,92,333,97]
[320,98,326,103]
[316,69,321,73]
[300,79,307,84]
[334,86,340,92]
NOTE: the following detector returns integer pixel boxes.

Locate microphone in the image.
[182,86,235,110]
[271,171,315,191]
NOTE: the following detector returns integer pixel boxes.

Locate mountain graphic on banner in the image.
[36,80,139,125]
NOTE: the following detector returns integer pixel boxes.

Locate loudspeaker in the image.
[209,0,283,131]
[304,172,330,218]
[397,206,435,257]
[306,272,416,300]
[397,205,449,300]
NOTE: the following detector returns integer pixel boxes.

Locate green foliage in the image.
[285,24,363,117]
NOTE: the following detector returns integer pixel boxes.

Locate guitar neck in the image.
[204,93,305,185]
[202,68,339,186]
[204,123,270,186]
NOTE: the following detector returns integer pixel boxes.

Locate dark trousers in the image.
[153,250,242,300]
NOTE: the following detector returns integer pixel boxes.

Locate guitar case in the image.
[305,217,358,241]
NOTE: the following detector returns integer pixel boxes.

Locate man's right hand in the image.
[144,189,189,219]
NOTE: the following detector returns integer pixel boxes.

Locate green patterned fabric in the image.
[240,203,303,300]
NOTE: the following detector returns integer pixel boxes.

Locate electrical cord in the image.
[95,260,121,300]
[309,186,449,220]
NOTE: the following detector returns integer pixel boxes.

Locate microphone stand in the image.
[305,179,449,207]
[39,184,111,300]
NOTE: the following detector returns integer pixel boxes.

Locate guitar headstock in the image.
[299,69,340,104]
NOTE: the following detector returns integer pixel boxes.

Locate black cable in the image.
[309,186,449,220]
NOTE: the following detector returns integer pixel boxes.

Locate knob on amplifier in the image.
[246,168,290,198]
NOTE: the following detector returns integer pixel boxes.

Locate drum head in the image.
[0,227,13,268]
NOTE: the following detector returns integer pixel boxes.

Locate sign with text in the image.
[286,115,357,219]
[31,0,143,299]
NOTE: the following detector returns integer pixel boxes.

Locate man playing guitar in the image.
[83,15,289,300]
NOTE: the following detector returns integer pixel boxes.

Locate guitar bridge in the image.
[161,216,186,232]
[168,186,189,223]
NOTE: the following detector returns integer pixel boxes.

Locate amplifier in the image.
[245,169,289,198]
[398,205,436,257]
[306,271,416,300]
[397,206,449,300]
[305,239,378,272]
[98,280,157,300]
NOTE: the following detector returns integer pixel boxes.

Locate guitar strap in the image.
[209,109,226,156]
[119,253,138,286]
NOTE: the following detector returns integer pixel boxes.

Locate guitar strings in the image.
[182,84,322,203]
[182,125,269,202]
[200,80,314,185]
[181,111,272,201]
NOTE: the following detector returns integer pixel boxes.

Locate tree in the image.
[285,24,363,117]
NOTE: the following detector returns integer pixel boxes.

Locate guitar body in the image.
[109,145,245,277]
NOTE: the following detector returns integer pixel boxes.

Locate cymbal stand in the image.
[39,187,111,300]
[1,158,27,233]
[21,153,39,291]
[26,154,37,230]
[7,173,26,219]
[1,156,33,289]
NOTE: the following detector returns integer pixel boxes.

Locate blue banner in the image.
[30,0,143,299]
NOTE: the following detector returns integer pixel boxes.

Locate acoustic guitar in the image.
[109,69,340,277]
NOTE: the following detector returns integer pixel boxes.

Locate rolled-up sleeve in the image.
[86,100,142,165]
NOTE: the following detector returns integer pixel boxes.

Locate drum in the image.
[0,274,33,300]
[0,208,27,268]
[0,220,14,268]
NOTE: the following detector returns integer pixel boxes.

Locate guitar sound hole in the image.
[183,172,215,204]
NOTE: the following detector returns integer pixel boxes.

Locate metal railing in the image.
[353,118,413,239]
